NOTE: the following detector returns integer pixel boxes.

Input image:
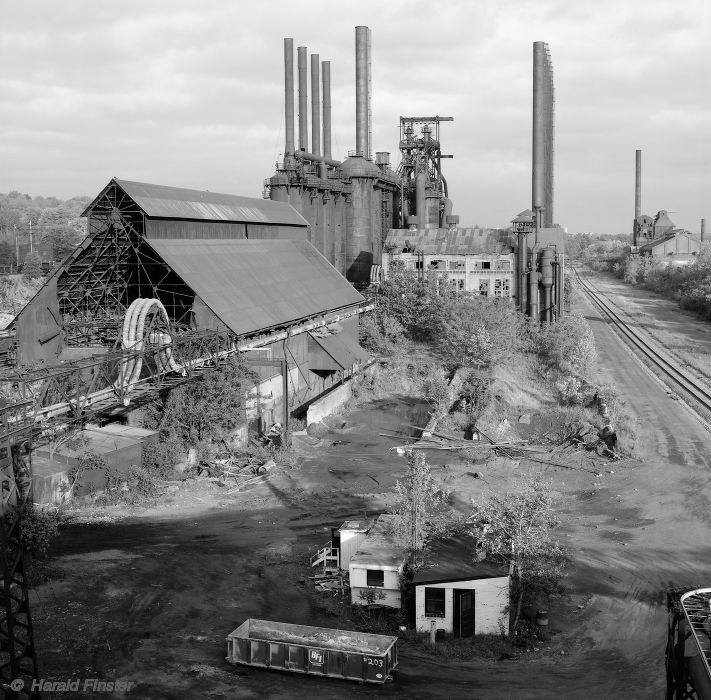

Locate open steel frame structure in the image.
[666,587,711,699]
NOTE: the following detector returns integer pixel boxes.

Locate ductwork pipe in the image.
[541,247,555,323]
[415,173,426,229]
[297,46,308,151]
[701,218,706,242]
[322,60,332,160]
[311,54,321,157]
[293,150,341,168]
[284,38,295,155]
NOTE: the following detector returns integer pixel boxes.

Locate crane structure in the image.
[396,116,454,229]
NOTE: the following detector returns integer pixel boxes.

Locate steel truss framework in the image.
[666,588,711,699]
[58,181,197,347]
[397,116,453,227]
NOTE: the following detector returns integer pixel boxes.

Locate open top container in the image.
[226,619,398,684]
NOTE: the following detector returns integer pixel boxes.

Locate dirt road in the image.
[32,277,711,699]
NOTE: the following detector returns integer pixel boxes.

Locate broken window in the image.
[366,569,385,587]
[502,278,511,297]
[429,259,446,270]
[481,261,491,270]
[479,280,489,296]
[449,277,465,293]
[495,259,511,270]
[494,278,503,297]
[424,588,446,617]
[448,260,466,270]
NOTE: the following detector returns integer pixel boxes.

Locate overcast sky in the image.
[1,0,709,234]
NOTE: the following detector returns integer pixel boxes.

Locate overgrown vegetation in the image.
[386,452,463,566]
[0,190,89,269]
[469,477,567,635]
[614,244,711,319]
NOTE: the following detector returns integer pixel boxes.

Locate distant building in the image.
[634,210,702,264]
[381,228,517,298]
[638,229,702,265]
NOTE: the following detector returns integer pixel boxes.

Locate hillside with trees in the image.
[0,191,90,271]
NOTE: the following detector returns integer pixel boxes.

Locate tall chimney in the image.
[532,41,546,227]
[311,54,321,157]
[702,218,706,242]
[355,26,369,157]
[297,46,308,151]
[635,149,641,221]
[284,38,295,156]
[322,60,332,160]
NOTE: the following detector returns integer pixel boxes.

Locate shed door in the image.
[454,589,474,638]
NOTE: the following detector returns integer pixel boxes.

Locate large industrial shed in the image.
[8,178,370,427]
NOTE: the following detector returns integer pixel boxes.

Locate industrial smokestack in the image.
[322,61,332,160]
[635,149,641,221]
[532,42,545,227]
[702,218,706,242]
[355,26,370,158]
[532,41,554,229]
[284,39,295,156]
[311,54,321,157]
[297,46,308,151]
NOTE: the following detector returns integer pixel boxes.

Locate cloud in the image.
[1,0,710,232]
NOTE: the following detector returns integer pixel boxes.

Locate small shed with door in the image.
[349,514,406,609]
[413,538,509,637]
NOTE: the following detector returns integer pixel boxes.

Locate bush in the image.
[15,505,60,557]
[142,438,185,478]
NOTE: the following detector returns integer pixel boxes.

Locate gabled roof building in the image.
[8,178,370,423]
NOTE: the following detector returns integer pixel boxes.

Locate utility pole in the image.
[29,219,33,255]
[14,225,19,268]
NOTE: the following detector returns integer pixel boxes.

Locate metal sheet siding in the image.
[113,179,308,227]
[145,219,247,239]
[146,239,364,337]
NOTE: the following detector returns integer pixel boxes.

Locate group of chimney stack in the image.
[283,27,372,164]
[284,39,332,162]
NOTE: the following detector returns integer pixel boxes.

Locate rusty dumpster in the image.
[226,619,398,683]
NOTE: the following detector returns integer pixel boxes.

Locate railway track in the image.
[573,267,711,416]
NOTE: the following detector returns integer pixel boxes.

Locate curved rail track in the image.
[573,267,711,416]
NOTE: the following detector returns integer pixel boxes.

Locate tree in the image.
[386,451,460,567]
[149,356,257,446]
[437,295,522,372]
[469,477,566,634]
[378,267,448,341]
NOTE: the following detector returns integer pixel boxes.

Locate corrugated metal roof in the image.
[83,178,308,226]
[310,332,369,371]
[146,239,363,336]
[384,228,515,255]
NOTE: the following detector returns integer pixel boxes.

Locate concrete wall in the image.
[414,576,509,635]
[306,382,352,426]
[350,564,403,609]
